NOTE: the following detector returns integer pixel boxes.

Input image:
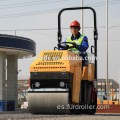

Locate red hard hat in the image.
[70,20,80,28]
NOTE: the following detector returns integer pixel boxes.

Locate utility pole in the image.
[106,0,109,104]
[15,30,16,36]
[81,0,83,34]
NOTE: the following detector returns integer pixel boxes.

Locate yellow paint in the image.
[111,90,114,97]
[81,66,88,80]
[97,98,101,105]
[30,50,82,73]
[72,65,82,103]
[30,50,95,104]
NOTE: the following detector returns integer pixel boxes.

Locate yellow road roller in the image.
[28,7,98,114]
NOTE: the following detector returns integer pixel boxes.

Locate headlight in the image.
[33,72,38,76]
[35,82,40,87]
[59,81,65,87]
[33,70,38,76]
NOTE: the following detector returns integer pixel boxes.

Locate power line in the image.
[85,0,120,6]
[109,26,120,29]
[97,40,120,41]
[24,31,120,41]
[0,0,8,1]
[88,1,120,7]
[0,0,70,9]
[0,29,119,42]
[22,31,120,42]
[0,0,120,19]
[0,9,59,18]
[0,0,119,8]
[27,32,120,41]
[0,0,49,6]
[0,25,120,31]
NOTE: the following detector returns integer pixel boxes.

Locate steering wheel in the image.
[58,42,77,50]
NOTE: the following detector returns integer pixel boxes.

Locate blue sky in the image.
[0,0,120,83]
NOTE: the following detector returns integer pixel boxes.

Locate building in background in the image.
[97,79,119,103]
[5,79,119,104]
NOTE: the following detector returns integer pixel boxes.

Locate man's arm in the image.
[59,38,67,50]
[77,36,89,52]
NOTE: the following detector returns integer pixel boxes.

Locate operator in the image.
[60,20,89,67]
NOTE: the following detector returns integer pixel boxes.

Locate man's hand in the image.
[72,42,78,48]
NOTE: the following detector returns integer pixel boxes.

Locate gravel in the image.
[0,112,120,120]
